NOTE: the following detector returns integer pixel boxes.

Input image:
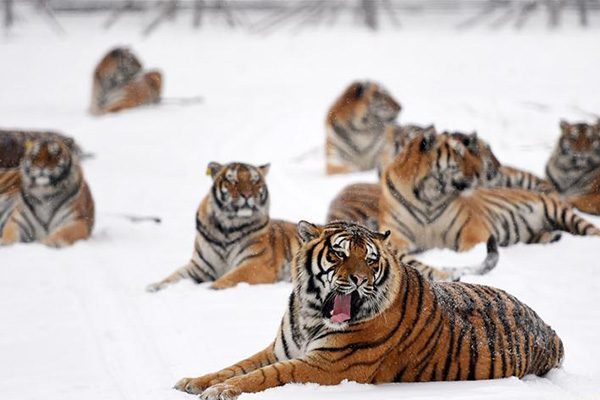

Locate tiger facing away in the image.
[0,138,94,247]
[147,162,302,291]
[174,221,562,400]
[90,47,162,115]
[328,130,555,231]
[546,120,600,215]
[379,130,600,253]
[326,81,401,175]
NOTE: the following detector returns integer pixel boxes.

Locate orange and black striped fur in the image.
[326,81,401,175]
[379,130,600,252]
[0,138,94,247]
[546,120,600,215]
[377,123,436,177]
[174,222,561,400]
[90,47,162,115]
[0,129,82,169]
[446,131,554,193]
[328,130,554,231]
[147,162,301,291]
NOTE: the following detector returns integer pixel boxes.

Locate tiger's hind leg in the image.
[569,193,600,216]
[544,198,600,237]
[528,231,562,245]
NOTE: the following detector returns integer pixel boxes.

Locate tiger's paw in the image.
[200,383,241,400]
[146,282,166,293]
[174,375,220,395]
[43,238,69,248]
[210,280,237,290]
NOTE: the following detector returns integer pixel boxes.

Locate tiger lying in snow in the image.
[147,161,499,291]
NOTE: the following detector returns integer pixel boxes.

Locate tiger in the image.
[147,161,496,291]
[325,81,401,175]
[0,138,94,247]
[98,71,162,114]
[379,130,600,253]
[146,162,302,291]
[174,221,562,400]
[545,120,600,215]
[326,182,381,230]
[446,131,555,193]
[377,123,436,177]
[328,130,555,231]
[0,129,83,169]
[90,47,162,115]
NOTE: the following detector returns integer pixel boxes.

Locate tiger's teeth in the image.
[237,209,253,217]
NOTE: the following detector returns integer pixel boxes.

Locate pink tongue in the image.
[331,294,352,323]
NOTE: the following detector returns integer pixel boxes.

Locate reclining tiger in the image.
[330,127,555,231]
[325,81,401,175]
[0,136,94,247]
[147,162,499,291]
[174,221,563,400]
[379,130,600,252]
[90,47,162,115]
[545,120,600,215]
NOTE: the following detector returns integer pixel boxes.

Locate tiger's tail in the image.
[403,236,499,282]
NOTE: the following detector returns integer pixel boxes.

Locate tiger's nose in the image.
[349,274,367,286]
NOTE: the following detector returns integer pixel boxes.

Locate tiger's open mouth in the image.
[322,291,361,324]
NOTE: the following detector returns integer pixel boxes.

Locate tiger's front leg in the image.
[210,258,279,289]
[200,356,368,400]
[175,345,277,395]
[43,219,92,247]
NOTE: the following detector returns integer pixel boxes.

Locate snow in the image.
[2,11,600,400]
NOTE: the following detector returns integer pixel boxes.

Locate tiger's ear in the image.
[463,132,479,153]
[420,130,436,153]
[206,162,223,179]
[559,120,570,131]
[424,125,436,135]
[375,230,391,242]
[258,163,270,177]
[297,221,322,243]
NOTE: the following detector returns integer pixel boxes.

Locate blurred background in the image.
[3,0,600,34]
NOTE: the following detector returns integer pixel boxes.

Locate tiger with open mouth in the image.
[174,221,561,400]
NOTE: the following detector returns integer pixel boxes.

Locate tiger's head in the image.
[554,120,600,171]
[386,130,481,207]
[94,47,143,92]
[443,131,501,184]
[207,162,270,225]
[21,139,74,194]
[329,81,401,131]
[379,124,436,175]
[293,221,399,329]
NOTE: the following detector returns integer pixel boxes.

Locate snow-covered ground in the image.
[1,11,600,400]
